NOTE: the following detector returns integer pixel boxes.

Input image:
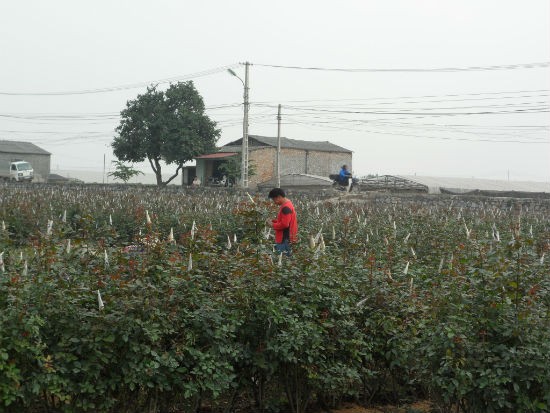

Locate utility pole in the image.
[276,104,282,188]
[227,62,250,188]
[241,62,250,188]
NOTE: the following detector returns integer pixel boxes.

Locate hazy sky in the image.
[1,0,549,181]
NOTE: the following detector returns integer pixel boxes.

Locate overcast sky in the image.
[1,0,549,181]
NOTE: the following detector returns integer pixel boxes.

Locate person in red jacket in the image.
[267,188,298,256]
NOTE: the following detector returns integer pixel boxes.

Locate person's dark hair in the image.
[342,164,347,169]
[268,188,285,199]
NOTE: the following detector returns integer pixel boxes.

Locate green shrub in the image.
[1,186,549,412]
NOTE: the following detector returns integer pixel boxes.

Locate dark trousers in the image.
[275,239,292,256]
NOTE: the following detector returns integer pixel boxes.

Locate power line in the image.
[266,101,550,112]
[257,104,550,116]
[250,89,550,104]
[281,114,549,139]
[3,90,547,119]
[0,114,119,120]
[254,62,550,73]
[227,116,550,143]
[0,64,238,96]
[256,96,550,109]
[0,129,112,134]
[285,119,550,144]
[210,111,550,143]
[0,103,242,120]
[25,135,114,145]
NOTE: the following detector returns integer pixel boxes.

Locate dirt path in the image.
[331,401,432,413]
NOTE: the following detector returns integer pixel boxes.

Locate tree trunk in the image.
[156,172,163,186]
[154,159,163,186]
[148,156,164,186]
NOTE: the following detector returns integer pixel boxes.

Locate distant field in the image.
[50,169,182,185]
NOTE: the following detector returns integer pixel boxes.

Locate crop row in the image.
[1,185,549,413]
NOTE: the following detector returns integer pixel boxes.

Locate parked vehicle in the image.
[207,175,234,187]
[329,174,359,192]
[0,160,34,182]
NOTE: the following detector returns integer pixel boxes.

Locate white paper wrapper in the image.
[97,290,104,311]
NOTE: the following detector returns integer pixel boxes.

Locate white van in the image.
[0,160,34,182]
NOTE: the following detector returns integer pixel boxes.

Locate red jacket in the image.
[272,200,298,243]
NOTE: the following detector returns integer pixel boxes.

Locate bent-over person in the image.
[267,188,298,256]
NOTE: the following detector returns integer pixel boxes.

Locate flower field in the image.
[1,185,549,413]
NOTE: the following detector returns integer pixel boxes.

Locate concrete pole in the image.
[276,104,281,188]
[241,62,250,188]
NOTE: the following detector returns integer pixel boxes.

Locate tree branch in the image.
[163,163,184,186]
[148,157,158,174]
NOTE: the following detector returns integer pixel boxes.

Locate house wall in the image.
[205,161,214,183]
[197,158,235,185]
[181,167,196,186]
[247,147,352,187]
[196,159,206,184]
[279,148,306,175]
[248,147,276,187]
[0,152,50,182]
[305,150,352,177]
[279,149,351,177]
[195,159,216,184]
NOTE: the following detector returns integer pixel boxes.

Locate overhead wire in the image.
[2,82,548,147]
[256,101,550,112]
[0,64,239,96]
[280,114,548,140]
[260,97,550,110]
[255,104,550,116]
[250,89,550,105]
[253,61,550,73]
[283,118,550,144]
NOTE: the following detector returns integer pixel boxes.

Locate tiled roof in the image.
[222,135,352,153]
[195,152,237,159]
[0,140,51,155]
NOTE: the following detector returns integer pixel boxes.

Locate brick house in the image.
[194,135,352,187]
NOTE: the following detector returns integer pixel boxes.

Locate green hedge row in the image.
[1,186,549,412]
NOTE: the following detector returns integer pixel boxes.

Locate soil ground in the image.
[331,401,433,413]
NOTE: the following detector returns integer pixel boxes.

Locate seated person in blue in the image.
[339,164,352,185]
